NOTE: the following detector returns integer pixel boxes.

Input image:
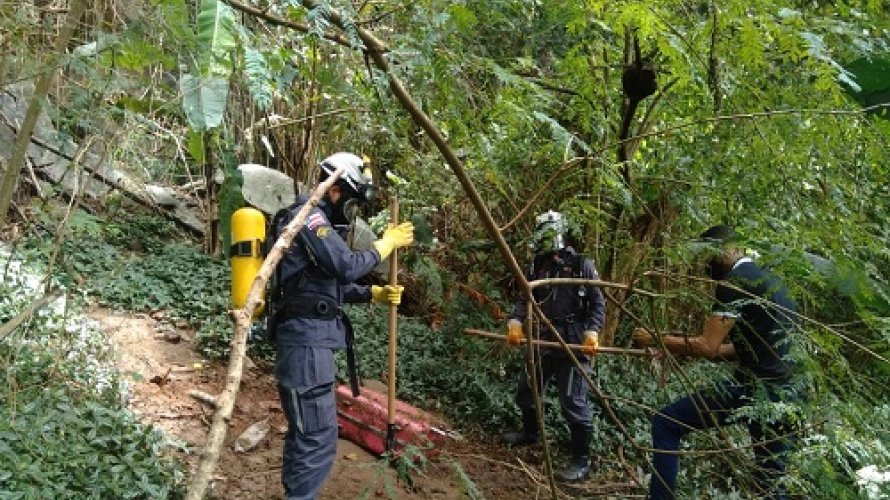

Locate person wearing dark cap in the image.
[633,225,804,500]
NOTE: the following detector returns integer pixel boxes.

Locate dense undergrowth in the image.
[4,206,889,499]
[0,242,184,498]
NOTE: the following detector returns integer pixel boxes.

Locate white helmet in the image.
[529,210,567,254]
[319,152,376,203]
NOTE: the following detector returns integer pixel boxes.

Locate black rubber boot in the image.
[502,409,539,446]
[555,425,592,482]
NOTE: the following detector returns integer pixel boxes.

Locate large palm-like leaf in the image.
[197,0,237,78]
[180,74,229,130]
[181,0,238,130]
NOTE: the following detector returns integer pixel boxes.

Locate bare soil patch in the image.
[95,307,614,499]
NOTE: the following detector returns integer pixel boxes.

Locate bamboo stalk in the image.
[463,328,652,357]
[523,303,557,496]
[0,0,88,228]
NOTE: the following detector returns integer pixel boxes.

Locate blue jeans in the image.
[649,379,796,499]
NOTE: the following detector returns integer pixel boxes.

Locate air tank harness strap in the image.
[342,315,361,398]
[230,239,263,257]
[274,292,361,397]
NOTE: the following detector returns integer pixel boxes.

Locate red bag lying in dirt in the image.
[336,383,452,456]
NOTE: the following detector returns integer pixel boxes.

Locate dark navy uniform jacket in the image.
[510,247,606,345]
[713,257,799,382]
[274,194,382,349]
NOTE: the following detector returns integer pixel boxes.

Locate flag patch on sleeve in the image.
[307,212,327,230]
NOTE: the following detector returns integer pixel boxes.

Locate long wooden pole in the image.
[463,329,653,357]
[385,194,399,452]
[523,303,557,496]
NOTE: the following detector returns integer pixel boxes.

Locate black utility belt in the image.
[276,296,342,321]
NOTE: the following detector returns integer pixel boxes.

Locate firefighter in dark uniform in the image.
[633,225,804,499]
[270,152,414,500]
[501,210,607,482]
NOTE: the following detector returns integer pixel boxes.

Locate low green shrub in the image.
[20,210,230,324]
[0,274,184,498]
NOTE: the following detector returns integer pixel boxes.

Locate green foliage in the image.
[8,0,890,496]
[215,138,245,256]
[339,298,517,430]
[21,209,229,324]
[388,445,429,488]
[243,47,273,111]
[0,390,184,499]
[447,458,484,500]
[0,267,183,498]
[193,311,276,361]
[180,74,230,131]
[180,0,240,130]
[97,242,228,320]
[195,0,238,77]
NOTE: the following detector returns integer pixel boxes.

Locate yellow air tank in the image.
[230,207,266,315]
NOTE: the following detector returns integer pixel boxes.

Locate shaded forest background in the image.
[1,0,889,498]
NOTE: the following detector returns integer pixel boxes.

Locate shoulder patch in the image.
[306,212,327,230]
[315,226,330,239]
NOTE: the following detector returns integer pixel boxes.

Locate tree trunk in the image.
[0,0,88,228]
[600,194,677,346]
[202,134,220,255]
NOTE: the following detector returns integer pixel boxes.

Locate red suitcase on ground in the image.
[336,383,451,456]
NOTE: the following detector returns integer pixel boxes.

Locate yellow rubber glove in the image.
[372,221,415,260]
[371,285,404,305]
[582,330,599,355]
[506,319,523,346]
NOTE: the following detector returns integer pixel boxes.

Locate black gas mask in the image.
[322,191,361,238]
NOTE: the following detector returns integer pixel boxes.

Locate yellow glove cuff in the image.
[372,239,395,260]
[506,319,523,346]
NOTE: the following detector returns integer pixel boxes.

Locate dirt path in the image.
[95,307,555,499]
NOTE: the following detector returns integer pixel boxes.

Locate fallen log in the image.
[1,110,204,236]
[24,133,204,235]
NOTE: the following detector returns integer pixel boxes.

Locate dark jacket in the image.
[274,194,382,348]
[714,258,799,382]
[510,247,606,344]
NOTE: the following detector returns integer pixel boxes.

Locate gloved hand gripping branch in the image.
[582,330,599,355]
[372,221,415,260]
[506,319,524,346]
